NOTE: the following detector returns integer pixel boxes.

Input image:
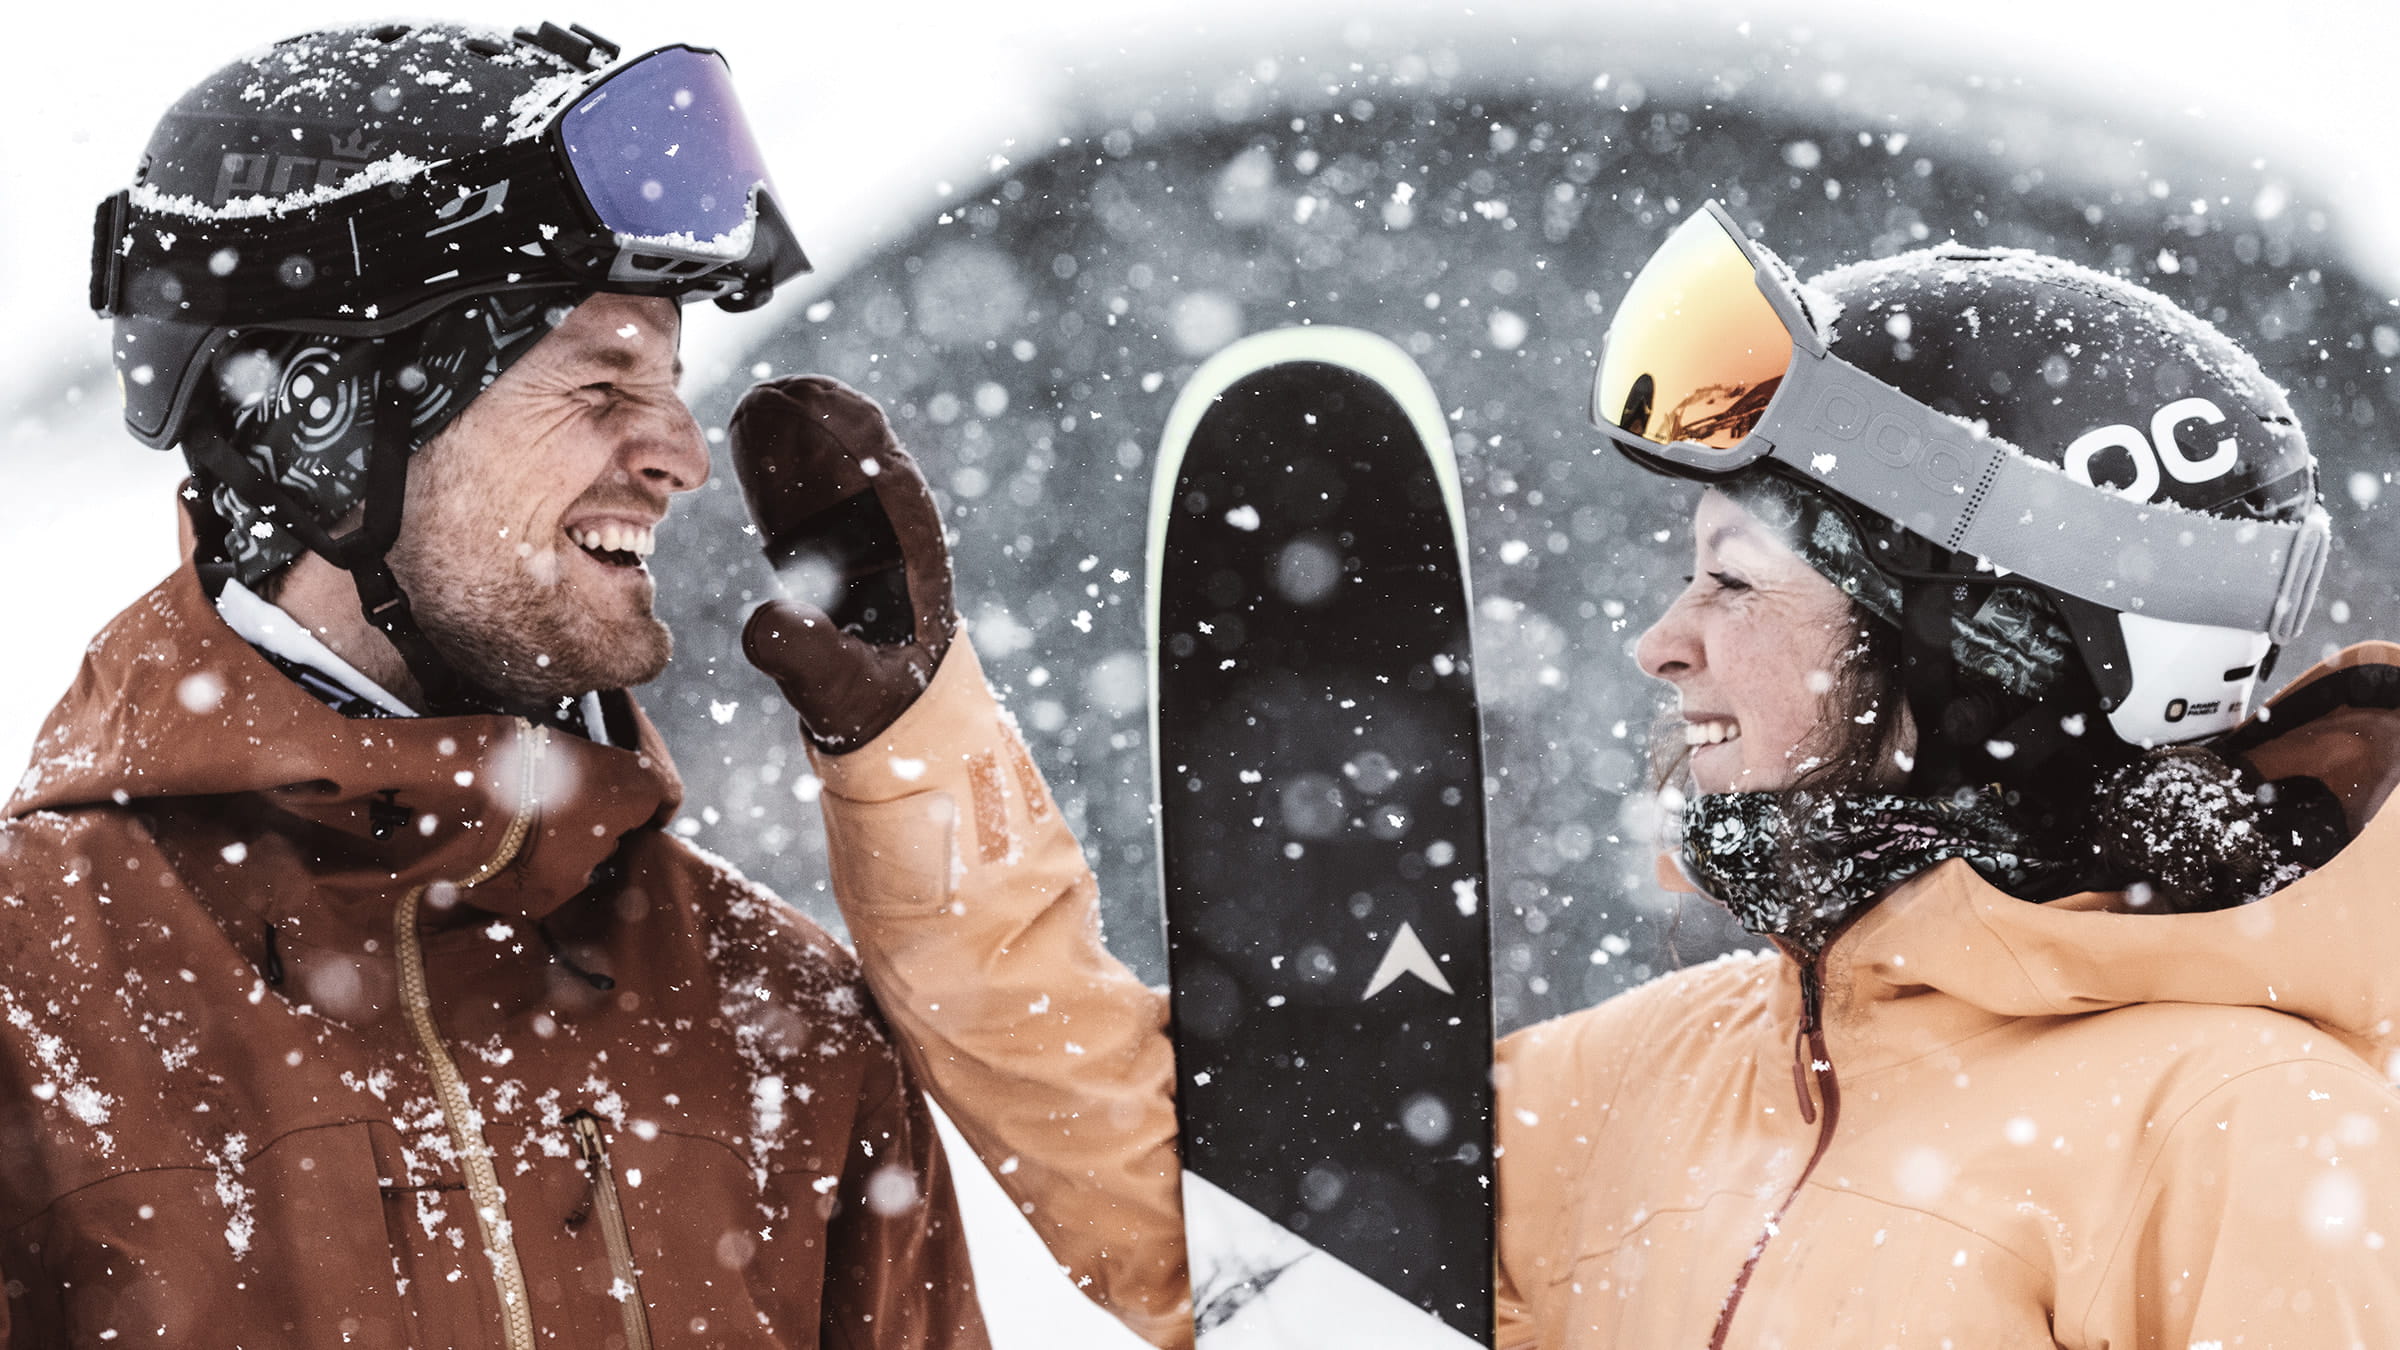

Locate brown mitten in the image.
[731,375,956,753]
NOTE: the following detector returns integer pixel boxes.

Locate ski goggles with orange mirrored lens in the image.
[1588,201,2327,643]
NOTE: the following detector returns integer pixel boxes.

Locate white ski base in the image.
[1182,1170,1483,1348]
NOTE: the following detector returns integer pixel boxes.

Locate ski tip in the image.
[1145,324,1469,650]
[1155,326,1448,477]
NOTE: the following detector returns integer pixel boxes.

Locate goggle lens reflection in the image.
[1592,209,1795,449]
[562,47,776,249]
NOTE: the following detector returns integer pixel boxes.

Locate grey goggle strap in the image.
[1751,355,2328,642]
[1596,201,2329,642]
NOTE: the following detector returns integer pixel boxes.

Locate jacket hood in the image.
[6,554,684,925]
[1830,641,2400,1074]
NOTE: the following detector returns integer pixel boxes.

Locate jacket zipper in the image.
[570,1111,656,1350]
[1707,952,1843,1350]
[393,721,548,1350]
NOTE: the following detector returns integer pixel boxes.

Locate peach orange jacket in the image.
[820,640,2400,1349]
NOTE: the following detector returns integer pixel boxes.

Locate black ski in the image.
[1148,327,1493,1347]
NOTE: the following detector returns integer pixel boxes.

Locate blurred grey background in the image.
[8,5,2396,1337]
[9,3,2398,1033]
[653,28,2400,1034]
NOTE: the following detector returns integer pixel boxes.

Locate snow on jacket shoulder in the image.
[0,558,988,1348]
[1498,641,2400,1349]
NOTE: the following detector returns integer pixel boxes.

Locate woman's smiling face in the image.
[1635,487,1912,795]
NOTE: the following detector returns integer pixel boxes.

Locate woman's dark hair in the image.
[1654,597,2335,915]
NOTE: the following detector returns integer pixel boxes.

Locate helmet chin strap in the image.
[187,354,544,720]
[1897,578,1968,793]
[1895,577,2124,804]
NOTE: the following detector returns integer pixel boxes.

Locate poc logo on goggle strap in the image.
[2063,398,2237,503]
[1804,384,1980,497]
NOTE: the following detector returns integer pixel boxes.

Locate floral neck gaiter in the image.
[1677,787,2081,957]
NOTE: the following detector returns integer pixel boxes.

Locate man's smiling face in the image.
[387,292,710,703]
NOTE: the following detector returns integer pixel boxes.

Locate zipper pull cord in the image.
[1791,963,1823,1125]
[261,918,286,987]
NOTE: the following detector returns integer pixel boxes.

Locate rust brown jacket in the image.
[0,557,989,1349]
[821,643,2400,1349]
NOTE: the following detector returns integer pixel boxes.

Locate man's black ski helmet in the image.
[91,20,808,715]
[127,22,536,450]
[101,20,806,451]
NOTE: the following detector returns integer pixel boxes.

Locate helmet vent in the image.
[365,23,410,43]
[514,21,620,72]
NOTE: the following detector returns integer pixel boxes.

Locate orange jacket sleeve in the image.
[811,637,1193,1349]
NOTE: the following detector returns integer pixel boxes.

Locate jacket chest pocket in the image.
[13,1123,411,1348]
[482,1110,808,1347]
[1723,1195,2057,1349]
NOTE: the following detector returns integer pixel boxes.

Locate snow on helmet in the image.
[98,20,807,451]
[108,21,586,455]
[1805,244,2320,751]
[1591,203,2328,791]
[91,20,809,715]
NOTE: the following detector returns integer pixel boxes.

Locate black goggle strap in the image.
[98,154,792,333]
[89,190,131,316]
[96,149,776,322]
[96,142,563,326]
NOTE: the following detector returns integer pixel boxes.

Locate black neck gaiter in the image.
[1678,786,2083,958]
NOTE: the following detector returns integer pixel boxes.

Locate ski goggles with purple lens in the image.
[94,44,809,335]
[1589,201,2326,643]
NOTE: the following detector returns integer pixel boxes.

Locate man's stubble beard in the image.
[387,485,675,705]
[402,549,675,703]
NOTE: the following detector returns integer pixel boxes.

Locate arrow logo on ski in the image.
[1361,921,1454,1000]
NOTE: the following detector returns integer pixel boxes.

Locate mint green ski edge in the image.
[1145,325,1482,1349]
[1143,325,1471,789]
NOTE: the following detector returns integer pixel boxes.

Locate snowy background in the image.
[7,1,2398,1343]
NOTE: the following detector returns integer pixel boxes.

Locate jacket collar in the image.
[6,558,683,930]
[1821,642,2400,1075]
